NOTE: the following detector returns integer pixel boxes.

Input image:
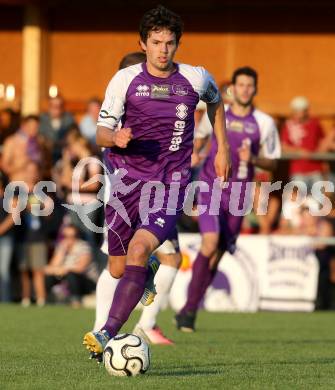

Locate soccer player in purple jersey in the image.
[93,52,182,348]
[176,67,281,332]
[83,5,230,355]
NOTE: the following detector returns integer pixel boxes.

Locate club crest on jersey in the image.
[245,123,257,134]
[151,84,170,99]
[135,85,150,96]
[172,84,188,96]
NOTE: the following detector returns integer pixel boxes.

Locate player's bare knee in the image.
[108,264,124,279]
[127,241,150,265]
[108,262,124,279]
[108,256,126,278]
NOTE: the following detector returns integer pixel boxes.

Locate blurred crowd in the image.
[0,97,104,308]
[0,88,335,309]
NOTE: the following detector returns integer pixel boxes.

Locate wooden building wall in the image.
[0,6,22,90]
[48,31,335,116]
[1,2,335,120]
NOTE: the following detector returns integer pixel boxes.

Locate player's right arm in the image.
[96,126,132,148]
[96,69,133,148]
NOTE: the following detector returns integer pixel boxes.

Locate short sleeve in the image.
[198,68,221,104]
[254,110,281,159]
[97,70,128,130]
[178,64,221,105]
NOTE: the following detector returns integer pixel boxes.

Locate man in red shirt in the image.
[281,96,325,192]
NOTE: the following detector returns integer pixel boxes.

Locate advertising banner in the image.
[169,234,319,312]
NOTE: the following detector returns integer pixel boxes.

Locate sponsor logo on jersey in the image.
[151,84,170,99]
[228,120,244,133]
[135,85,150,96]
[176,103,188,120]
[169,105,187,151]
[172,84,188,96]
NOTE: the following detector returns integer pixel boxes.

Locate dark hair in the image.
[232,67,258,87]
[139,5,183,44]
[21,114,39,124]
[119,52,146,70]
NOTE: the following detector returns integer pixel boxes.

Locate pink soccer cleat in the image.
[133,325,174,345]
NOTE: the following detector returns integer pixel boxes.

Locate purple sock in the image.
[201,267,217,297]
[180,253,211,314]
[102,265,148,338]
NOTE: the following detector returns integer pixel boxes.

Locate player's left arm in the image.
[199,68,231,180]
[207,101,231,180]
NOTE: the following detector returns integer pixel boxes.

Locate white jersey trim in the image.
[97,63,143,130]
[178,64,220,104]
[253,109,281,159]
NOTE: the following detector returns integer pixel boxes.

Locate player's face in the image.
[140,29,178,73]
[232,75,256,107]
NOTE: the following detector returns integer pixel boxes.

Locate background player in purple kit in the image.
[176,67,281,332]
[83,5,231,355]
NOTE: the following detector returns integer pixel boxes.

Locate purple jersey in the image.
[197,107,281,252]
[98,62,220,185]
[199,107,281,202]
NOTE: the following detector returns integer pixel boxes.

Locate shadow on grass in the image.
[241,339,335,345]
[224,357,335,367]
[148,367,224,377]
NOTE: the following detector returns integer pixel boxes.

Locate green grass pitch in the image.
[0,305,334,389]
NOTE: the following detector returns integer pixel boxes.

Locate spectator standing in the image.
[45,224,97,308]
[19,162,52,307]
[0,174,18,302]
[39,96,75,162]
[79,98,101,146]
[0,108,20,146]
[2,115,43,181]
[281,96,325,192]
[54,132,102,251]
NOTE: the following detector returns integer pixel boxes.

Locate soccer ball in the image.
[103,333,150,377]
